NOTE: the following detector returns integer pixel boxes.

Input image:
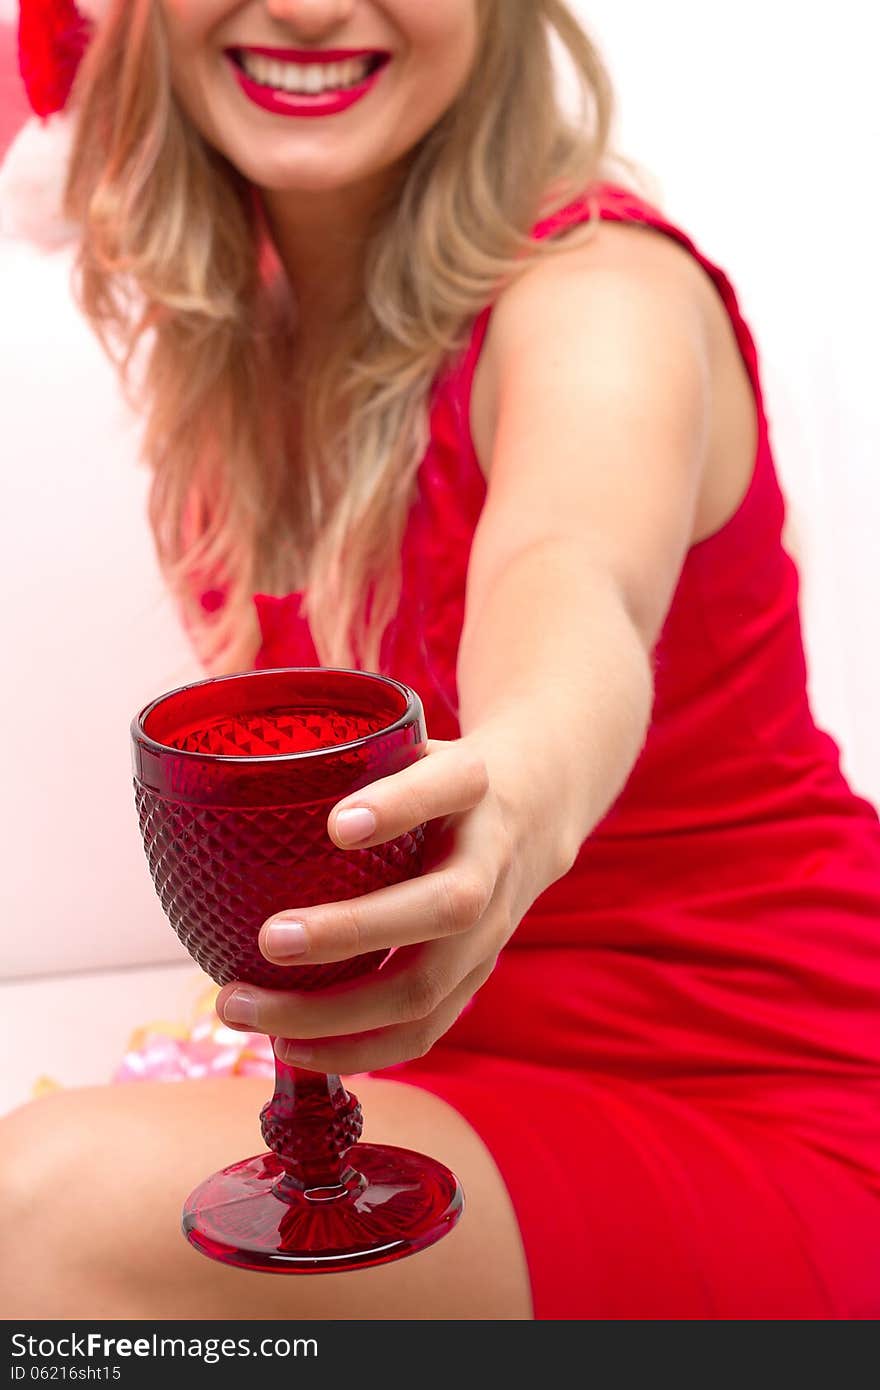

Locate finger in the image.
[271,956,497,1074]
[327,740,489,849]
[220,927,493,1041]
[260,846,495,966]
[261,789,511,966]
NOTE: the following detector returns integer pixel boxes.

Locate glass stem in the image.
[260,1045,364,1199]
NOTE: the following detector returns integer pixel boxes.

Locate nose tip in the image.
[264,0,357,37]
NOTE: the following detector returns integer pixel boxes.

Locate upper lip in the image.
[229,46,390,64]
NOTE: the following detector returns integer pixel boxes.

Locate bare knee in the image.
[0,1080,535,1320]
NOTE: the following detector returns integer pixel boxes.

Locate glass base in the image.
[182,1142,464,1273]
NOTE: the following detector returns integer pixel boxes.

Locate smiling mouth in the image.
[228,48,389,96]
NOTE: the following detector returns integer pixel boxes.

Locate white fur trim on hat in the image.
[0,111,82,249]
[0,1,110,249]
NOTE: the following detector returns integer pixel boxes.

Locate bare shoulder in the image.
[470,216,713,475]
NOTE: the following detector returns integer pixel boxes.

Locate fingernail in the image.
[221,987,259,1027]
[275,1038,314,1066]
[335,806,376,845]
[264,920,308,958]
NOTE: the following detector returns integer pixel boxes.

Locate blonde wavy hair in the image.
[64,0,656,676]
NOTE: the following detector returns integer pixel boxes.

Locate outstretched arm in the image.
[457,229,711,887]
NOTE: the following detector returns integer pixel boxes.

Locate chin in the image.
[247,156,389,197]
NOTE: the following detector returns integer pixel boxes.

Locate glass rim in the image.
[131,665,422,767]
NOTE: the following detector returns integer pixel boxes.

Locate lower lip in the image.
[226,54,388,118]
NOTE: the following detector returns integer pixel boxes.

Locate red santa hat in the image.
[0,1,104,247]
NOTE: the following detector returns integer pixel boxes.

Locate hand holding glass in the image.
[131,667,463,1273]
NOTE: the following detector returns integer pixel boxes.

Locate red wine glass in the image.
[131,666,463,1273]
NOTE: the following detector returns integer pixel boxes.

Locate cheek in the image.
[390,0,479,73]
[393,2,479,116]
[158,0,227,44]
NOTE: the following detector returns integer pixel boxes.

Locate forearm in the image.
[456,537,654,884]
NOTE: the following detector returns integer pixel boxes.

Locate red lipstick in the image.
[225,47,390,119]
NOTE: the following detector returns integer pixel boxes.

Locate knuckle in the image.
[398,967,445,1023]
[439,869,490,932]
[462,752,490,800]
[410,1024,437,1060]
[431,873,460,935]
[401,784,433,829]
[333,901,364,957]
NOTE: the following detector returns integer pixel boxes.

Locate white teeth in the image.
[238,52,375,94]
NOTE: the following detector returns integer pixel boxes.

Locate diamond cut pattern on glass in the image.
[135,783,422,989]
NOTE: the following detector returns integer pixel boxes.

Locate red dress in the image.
[136,182,880,1318]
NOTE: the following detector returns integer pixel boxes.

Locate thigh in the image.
[0,1074,533,1321]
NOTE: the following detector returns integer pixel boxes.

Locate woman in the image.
[2,0,879,1320]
